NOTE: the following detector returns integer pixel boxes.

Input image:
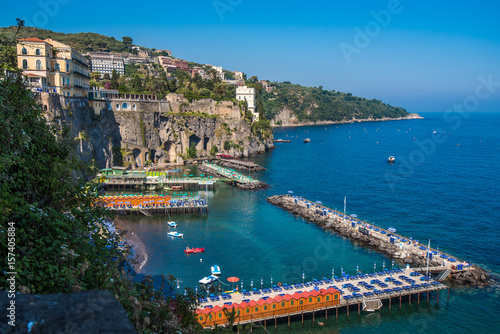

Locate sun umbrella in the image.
[189,174,193,177]
[227,277,240,290]
[315,201,322,204]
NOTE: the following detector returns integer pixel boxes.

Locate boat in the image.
[167,221,177,227]
[185,247,205,254]
[388,156,395,163]
[163,186,172,191]
[167,231,183,238]
[432,130,437,134]
[211,265,221,276]
[303,138,311,143]
[199,275,219,285]
[148,185,156,190]
[171,186,183,190]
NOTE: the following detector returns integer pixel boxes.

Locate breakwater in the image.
[267,195,490,286]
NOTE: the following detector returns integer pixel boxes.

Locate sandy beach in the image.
[114,218,148,274]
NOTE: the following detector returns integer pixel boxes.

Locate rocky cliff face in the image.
[39,93,273,170]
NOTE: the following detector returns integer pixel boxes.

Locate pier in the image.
[199,162,268,190]
[196,267,448,328]
[102,174,217,191]
[267,195,489,285]
[99,195,209,215]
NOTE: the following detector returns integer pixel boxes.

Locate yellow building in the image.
[17,37,90,97]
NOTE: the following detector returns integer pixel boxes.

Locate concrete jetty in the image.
[199,162,268,190]
[267,195,490,286]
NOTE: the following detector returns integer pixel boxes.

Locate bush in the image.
[210,145,218,156]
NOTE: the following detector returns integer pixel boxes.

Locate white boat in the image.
[303,138,311,143]
[388,156,395,163]
[433,130,437,134]
[167,231,183,238]
[199,275,219,285]
[167,221,177,227]
[211,265,221,276]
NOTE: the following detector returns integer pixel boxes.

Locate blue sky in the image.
[2,0,500,112]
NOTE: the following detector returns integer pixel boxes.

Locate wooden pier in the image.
[100,195,209,215]
[196,267,448,328]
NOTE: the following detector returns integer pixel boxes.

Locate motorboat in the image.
[167,221,177,227]
[167,231,183,238]
[171,186,183,190]
[184,247,205,254]
[199,275,219,285]
[388,156,395,163]
[303,138,311,143]
[211,265,221,276]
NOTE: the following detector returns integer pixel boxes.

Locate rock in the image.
[0,290,136,334]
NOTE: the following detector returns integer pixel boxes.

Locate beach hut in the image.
[273,295,286,315]
[247,300,259,318]
[238,301,250,321]
[292,291,306,309]
[265,297,277,315]
[309,289,323,304]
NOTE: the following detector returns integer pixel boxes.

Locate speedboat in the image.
[211,264,221,276]
[167,231,183,238]
[199,275,219,285]
[167,221,177,227]
[171,186,183,190]
[388,156,395,163]
[185,247,205,254]
[303,138,311,143]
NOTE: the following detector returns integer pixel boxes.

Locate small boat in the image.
[163,187,172,191]
[171,186,183,190]
[304,138,311,143]
[167,231,183,238]
[388,156,395,163]
[211,265,221,276]
[185,247,205,254]
[432,130,437,134]
[148,185,156,190]
[199,275,219,285]
[167,221,177,227]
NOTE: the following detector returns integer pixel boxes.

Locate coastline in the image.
[272,114,423,128]
[114,218,148,274]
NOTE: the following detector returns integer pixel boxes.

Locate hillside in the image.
[0,25,135,53]
[259,82,409,124]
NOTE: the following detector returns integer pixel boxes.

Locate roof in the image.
[282,294,293,301]
[256,299,266,306]
[291,292,303,299]
[301,291,311,298]
[273,295,283,302]
[18,37,46,43]
[309,290,319,297]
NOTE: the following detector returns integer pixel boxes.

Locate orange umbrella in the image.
[227,277,239,291]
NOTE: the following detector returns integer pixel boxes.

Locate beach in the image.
[114,218,148,274]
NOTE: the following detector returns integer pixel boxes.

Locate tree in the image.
[188,142,197,159]
[110,69,119,89]
[132,74,142,92]
[103,73,111,80]
[122,36,133,45]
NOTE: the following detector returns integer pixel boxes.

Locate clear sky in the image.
[2,0,500,112]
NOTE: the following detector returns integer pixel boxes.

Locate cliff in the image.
[38,93,273,171]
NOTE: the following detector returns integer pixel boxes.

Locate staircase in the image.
[435,269,451,281]
[139,209,151,216]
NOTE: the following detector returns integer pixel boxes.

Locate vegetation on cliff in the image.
[0,22,201,333]
[260,81,408,122]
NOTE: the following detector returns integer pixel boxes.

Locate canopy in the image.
[227,277,240,283]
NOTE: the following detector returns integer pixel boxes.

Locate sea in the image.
[119,111,500,333]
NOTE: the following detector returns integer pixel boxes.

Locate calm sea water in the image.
[121,112,500,333]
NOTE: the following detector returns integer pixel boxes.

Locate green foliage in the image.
[110,69,119,89]
[210,145,218,156]
[223,140,231,151]
[132,74,142,92]
[260,82,408,122]
[122,36,133,45]
[251,118,272,140]
[188,143,197,159]
[220,122,231,135]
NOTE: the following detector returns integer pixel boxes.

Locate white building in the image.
[236,86,257,121]
[210,65,224,80]
[88,53,125,76]
[232,71,244,80]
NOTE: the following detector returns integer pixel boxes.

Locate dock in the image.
[267,195,489,285]
[103,175,217,191]
[199,162,268,190]
[196,267,448,328]
[99,195,209,215]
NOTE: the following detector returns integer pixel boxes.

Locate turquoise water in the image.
[121,112,500,333]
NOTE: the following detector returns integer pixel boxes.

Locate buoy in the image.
[200,259,203,263]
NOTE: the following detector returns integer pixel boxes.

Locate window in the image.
[246,309,249,313]
[66,63,69,72]
[281,302,285,307]
[36,60,42,70]
[22,59,28,69]
[318,297,321,302]
[122,102,128,109]
[208,315,212,320]
[255,307,258,312]
[264,306,267,311]
[116,104,120,110]
[334,295,338,299]
[199,316,203,321]
[309,297,312,303]
[36,49,41,55]
[272,304,276,309]
[22,47,27,55]
[218,313,222,318]
[300,300,303,305]
[133,104,136,110]
[290,300,294,306]
[326,296,330,301]
[55,63,60,71]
